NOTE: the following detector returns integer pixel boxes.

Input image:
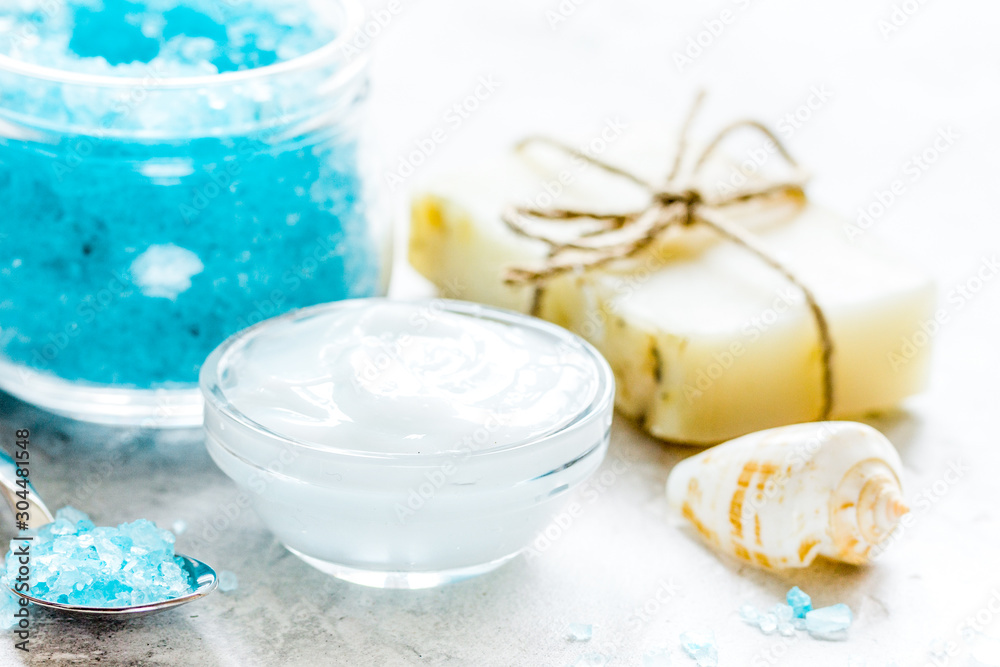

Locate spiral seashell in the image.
[666,421,908,569]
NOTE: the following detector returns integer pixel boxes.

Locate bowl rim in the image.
[199,298,616,462]
[0,0,366,90]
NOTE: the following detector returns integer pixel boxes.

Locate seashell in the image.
[666,421,908,569]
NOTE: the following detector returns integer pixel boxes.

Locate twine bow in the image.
[501,93,835,419]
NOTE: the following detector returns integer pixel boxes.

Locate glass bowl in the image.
[200,298,615,588]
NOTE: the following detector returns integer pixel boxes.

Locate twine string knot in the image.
[500,93,835,420]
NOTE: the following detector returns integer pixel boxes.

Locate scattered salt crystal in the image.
[642,645,671,666]
[770,603,794,623]
[172,519,188,535]
[758,612,778,635]
[218,570,239,592]
[741,602,798,637]
[805,603,852,640]
[739,604,759,625]
[786,586,812,618]
[567,623,593,642]
[679,628,718,667]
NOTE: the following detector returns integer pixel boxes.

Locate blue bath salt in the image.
[1,506,196,608]
[0,0,335,76]
[0,1,382,388]
[786,585,812,618]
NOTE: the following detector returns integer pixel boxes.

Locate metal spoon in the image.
[0,448,217,619]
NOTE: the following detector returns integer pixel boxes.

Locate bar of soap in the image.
[408,137,935,444]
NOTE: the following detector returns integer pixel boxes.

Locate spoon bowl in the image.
[0,447,217,618]
[7,555,218,620]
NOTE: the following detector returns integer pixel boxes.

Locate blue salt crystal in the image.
[1,507,195,608]
[777,622,796,637]
[0,588,21,630]
[786,586,812,618]
[642,645,671,666]
[739,604,759,625]
[218,570,239,593]
[679,629,718,667]
[804,603,853,640]
[172,519,188,536]
[568,623,593,642]
[770,603,794,623]
[55,506,94,532]
[757,612,778,635]
[0,0,333,76]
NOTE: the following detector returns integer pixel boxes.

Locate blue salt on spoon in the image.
[0,449,217,618]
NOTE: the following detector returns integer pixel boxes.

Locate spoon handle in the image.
[0,447,54,530]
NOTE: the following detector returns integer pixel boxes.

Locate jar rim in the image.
[199,298,616,463]
[0,0,366,90]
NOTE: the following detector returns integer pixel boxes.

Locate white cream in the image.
[201,299,614,588]
[225,300,600,455]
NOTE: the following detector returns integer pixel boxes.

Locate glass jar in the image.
[0,0,389,426]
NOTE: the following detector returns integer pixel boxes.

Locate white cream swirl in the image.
[223,301,602,454]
